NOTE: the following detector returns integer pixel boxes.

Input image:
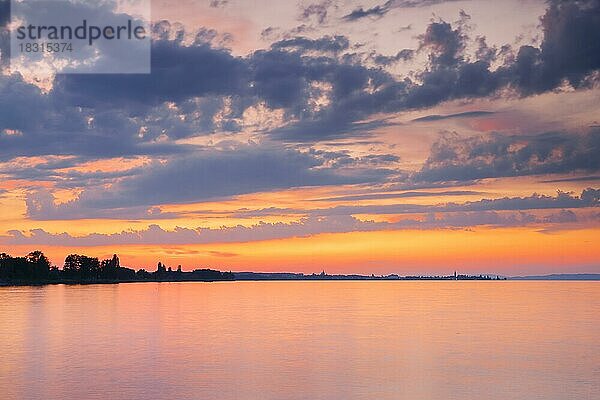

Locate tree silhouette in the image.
[100,254,120,279]
[0,250,50,281]
[1,250,236,284]
[64,254,100,279]
[26,250,51,279]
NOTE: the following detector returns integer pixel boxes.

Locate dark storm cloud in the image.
[415,129,600,183]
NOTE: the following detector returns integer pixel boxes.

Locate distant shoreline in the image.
[3,273,599,287]
[4,251,598,287]
[0,275,495,286]
[509,273,600,281]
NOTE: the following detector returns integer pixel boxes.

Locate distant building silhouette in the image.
[157,262,166,275]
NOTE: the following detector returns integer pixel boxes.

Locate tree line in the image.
[0,251,234,284]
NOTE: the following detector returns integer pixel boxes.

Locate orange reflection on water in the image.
[0,281,598,400]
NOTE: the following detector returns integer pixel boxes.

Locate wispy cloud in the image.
[342,0,465,22]
[412,111,496,122]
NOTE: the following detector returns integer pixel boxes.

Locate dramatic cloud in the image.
[277,0,600,140]
[509,0,600,94]
[52,39,249,108]
[1,0,598,158]
[0,0,598,276]
[418,20,466,67]
[23,143,395,219]
[1,0,600,226]
[0,72,188,161]
[415,129,600,183]
[5,205,597,247]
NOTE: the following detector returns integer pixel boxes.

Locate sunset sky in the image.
[0,0,598,275]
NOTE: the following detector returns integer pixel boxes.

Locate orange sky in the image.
[3,226,599,276]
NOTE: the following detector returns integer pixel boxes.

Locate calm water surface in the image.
[0,281,598,400]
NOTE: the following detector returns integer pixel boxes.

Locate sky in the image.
[0,0,599,275]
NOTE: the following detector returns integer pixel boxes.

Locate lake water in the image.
[0,281,598,400]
